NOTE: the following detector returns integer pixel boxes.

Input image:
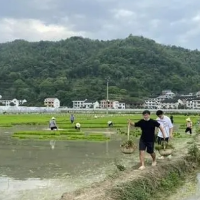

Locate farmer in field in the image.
[156,110,173,159]
[49,117,58,130]
[108,121,113,127]
[75,122,81,130]
[128,110,166,170]
[70,114,75,124]
[185,118,192,135]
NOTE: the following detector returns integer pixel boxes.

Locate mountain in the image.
[0,35,200,106]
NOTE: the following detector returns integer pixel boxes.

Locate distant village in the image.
[1,89,200,109]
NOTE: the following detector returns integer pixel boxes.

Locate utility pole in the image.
[106,77,110,115]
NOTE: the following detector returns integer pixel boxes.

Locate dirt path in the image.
[59,131,196,200]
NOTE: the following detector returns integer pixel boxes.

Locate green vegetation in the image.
[120,140,136,149]
[155,141,174,151]
[12,130,110,141]
[187,143,200,163]
[2,36,200,106]
[0,113,199,142]
[0,113,199,127]
[110,158,195,200]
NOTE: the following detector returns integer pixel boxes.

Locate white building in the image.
[112,101,119,109]
[158,90,176,100]
[44,98,60,108]
[0,96,27,107]
[186,99,200,109]
[119,102,126,109]
[72,100,86,109]
[160,101,178,109]
[196,91,200,98]
[72,99,99,109]
[112,101,126,109]
[144,98,161,109]
[83,100,99,109]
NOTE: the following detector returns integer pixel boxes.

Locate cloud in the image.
[0,18,85,42]
[1,0,200,49]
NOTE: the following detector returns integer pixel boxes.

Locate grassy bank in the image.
[110,160,194,200]
[109,142,200,200]
[60,134,200,200]
[12,130,110,141]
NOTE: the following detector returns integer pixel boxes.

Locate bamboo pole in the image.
[127,123,130,140]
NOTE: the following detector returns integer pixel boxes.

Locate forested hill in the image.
[1,35,200,106]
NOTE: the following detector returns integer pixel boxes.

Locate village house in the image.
[124,101,144,109]
[82,100,99,109]
[159,99,179,109]
[196,91,200,98]
[118,102,126,109]
[72,100,86,108]
[144,98,161,109]
[186,98,200,109]
[72,99,99,109]
[0,96,27,107]
[100,100,126,109]
[44,98,60,108]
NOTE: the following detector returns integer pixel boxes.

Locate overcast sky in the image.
[0,0,200,49]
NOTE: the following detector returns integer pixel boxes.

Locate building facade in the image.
[72,100,86,109]
[44,98,60,108]
[72,100,99,109]
[0,97,27,107]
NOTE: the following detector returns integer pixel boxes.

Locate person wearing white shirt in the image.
[156,110,173,145]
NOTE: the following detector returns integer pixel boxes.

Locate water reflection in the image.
[0,126,126,200]
[50,140,56,149]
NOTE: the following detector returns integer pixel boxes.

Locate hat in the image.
[52,117,55,120]
[186,118,191,121]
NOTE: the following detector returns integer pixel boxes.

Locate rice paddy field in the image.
[0,113,199,141]
[0,113,199,200]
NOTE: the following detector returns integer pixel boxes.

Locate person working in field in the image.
[70,114,75,124]
[75,122,81,130]
[156,110,173,159]
[185,118,192,135]
[128,110,166,170]
[49,117,58,130]
[107,121,113,127]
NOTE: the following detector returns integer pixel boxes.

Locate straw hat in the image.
[186,118,191,121]
[52,117,55,120]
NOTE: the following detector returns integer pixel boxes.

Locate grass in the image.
[12,130,110,141]
[110,159,195,200]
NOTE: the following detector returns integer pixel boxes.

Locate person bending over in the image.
[49,117,58,130]
[75,123,81,130]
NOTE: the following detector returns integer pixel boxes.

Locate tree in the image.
[0,35,200,106]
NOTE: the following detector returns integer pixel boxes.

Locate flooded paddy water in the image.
[0,125,134,200]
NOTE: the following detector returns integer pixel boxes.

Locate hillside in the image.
[0,35,200,106]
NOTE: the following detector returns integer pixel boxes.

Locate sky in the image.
[0,0,200,49]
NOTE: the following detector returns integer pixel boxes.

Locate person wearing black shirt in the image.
[129,110,166,170]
